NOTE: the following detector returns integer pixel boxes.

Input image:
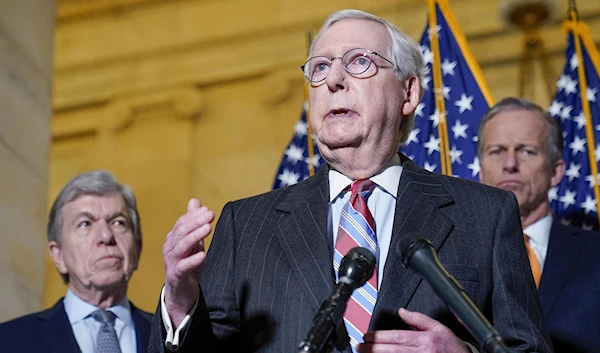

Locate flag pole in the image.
[305,31,316,177]
[566,0,600,228]
[427,0,452,176]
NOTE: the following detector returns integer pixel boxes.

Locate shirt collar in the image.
[328,154,402,201]
[63,289,133,327]
[523,213,552,248]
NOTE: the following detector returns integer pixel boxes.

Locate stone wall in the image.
[0,0,55,321]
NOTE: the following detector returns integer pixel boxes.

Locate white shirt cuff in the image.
[161,286,199,350]
[465,341,479,353]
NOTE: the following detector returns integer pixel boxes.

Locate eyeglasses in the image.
[301,48,395,83]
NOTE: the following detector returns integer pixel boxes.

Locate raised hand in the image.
[163,198,215,327]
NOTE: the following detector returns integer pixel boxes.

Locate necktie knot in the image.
[91,309,117,327]
[351,179,376,195]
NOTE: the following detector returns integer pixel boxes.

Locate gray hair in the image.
[47,170,142,283]
[477,97,564,166]
[309,9,426,143]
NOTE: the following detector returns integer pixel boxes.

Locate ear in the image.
[550,159,566,187]
[48,241,68,275]
[401,76,422,117]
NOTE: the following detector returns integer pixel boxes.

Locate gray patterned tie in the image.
[91,309,122,353]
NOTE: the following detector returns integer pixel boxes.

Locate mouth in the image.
[498,180,522,188]
[326,108,355,118]
[98,255,122,262]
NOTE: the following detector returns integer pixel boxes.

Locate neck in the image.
[325,148,395,180]
[69,284,127,309]
[520,202,551,229]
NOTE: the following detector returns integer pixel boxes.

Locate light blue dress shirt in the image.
[63,289,137,353]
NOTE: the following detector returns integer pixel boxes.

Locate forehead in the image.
[62,193,127,219]
[314,18,391,55]
[482,109,548,144]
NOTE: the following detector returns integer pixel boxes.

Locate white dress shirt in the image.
[523,214,552,272]
[63,289,137,353]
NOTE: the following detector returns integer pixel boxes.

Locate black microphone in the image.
[398,233,510,353]
[298,247,376,353]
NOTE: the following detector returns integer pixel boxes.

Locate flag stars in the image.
[548,100,563,117]
[560,105,573,122]
[467,157,480,178]
[427,25,441,40]
[415,103,426,118]
[284,144,305,164]
[424,161,438,172]
[454,94,474,114]
[585,173,600,189]
[564,78,578,95]
[565,162,582,182]
[568,135,586,155]
[449,145,464,164]
[588,87,598,102]
[406,128,420,145]
[424,135,441,155]
[421,48,434,65]
[581,195,598,214]
[441,59,457,76]
[556,74,569,92]
[294,120,308,136]
[595,144,600,162]
[559,189,577,209]
[570,53,579,71]
[429,109,445,128]
[573,112,586,129]
[277,169,301,187]
[451,119,469,139]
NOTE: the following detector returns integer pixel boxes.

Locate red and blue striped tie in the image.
[333,179,378,351]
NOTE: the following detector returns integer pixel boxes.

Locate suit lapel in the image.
[275,166,334,312]
[131,304,151,353]
[538,220,584,317]
[39,299,81,353]
[372,159,455,328]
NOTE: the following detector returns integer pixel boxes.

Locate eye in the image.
[313,61,330,73]
[78,220,91,228]
[112,218,128,228]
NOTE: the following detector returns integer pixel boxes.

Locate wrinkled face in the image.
[308,19,410,162]
[479,110,564,214]
[49,194,140,295]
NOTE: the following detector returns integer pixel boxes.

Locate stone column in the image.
[0,0,55,321]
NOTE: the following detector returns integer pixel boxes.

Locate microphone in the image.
[398,233,510,353]
[298,247,376,353]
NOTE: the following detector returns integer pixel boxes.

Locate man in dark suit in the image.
[479,97,600,353]
[149,10,552,353]
[0,170,152,353]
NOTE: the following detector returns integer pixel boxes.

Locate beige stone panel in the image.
[0,0,55,77]
[0,143,47,321]
[0,28,52,179]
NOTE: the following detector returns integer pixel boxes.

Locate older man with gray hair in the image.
[149,9,551,353]
[0,170,152,353]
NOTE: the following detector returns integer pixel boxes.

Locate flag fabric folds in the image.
[548,14,600,230]
[400,0,494,181]
[273,106,324,189]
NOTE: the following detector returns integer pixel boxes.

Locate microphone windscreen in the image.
[338,247,376,287]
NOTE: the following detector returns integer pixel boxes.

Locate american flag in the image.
[400,0,493,181]
[273,104,324,189]
[548,16,600,230]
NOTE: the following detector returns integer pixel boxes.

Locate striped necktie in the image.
[333,179,378,351]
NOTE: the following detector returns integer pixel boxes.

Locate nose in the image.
[96,220,116,245]
[503,150,519,173]
[325,58,347,92]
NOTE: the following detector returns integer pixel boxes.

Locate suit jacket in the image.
[0,298,152,353]
[538,220,600,353]
[149,156,553,352]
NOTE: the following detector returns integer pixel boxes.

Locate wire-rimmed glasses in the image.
[301,48,395,83]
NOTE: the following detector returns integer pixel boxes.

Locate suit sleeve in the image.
[490,192,553,352]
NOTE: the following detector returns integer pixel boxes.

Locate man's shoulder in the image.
[130,301,153,323]
[0,299,64,333]
[551,220,600,245]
